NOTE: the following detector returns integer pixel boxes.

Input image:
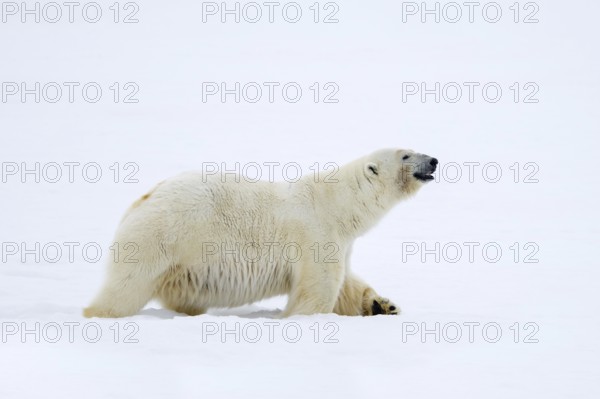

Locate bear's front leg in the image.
[334,273,400,316]
[364,294,399,316]
[281,260,346,317]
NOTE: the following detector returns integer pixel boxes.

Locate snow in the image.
[1,1,599,398]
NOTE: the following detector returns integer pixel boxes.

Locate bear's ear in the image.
[365,162,379,177]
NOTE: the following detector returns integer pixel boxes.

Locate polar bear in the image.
[84,149,437,318]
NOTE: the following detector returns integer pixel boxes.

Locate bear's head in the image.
[363,148,438,199]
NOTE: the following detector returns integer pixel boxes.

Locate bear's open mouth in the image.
[414,172,434,182]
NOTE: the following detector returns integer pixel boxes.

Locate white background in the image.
[0,1,598,398]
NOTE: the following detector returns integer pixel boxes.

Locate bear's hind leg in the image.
[84,261,165,318]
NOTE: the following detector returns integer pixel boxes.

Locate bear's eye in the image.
[402,155,410,160]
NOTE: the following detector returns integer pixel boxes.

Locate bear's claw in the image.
[368,297,400,316]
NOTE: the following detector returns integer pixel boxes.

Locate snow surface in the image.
[1,1,599,398]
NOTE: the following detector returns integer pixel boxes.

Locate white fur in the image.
[84,148,435,318]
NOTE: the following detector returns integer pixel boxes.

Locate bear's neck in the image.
[303,163,397,240]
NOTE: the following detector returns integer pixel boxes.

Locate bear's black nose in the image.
[430,158,438,167]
